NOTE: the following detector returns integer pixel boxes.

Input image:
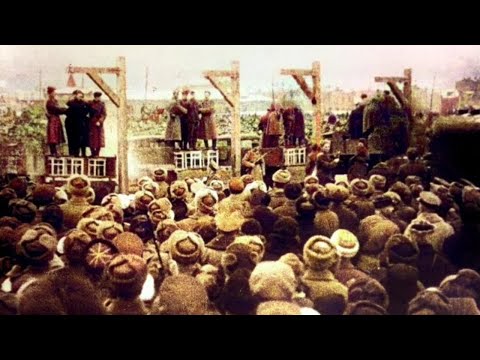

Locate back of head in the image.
[344,301,387,315]
[249,261,296,302]
[42,204,64,231]
[18,269,105,315]
[284,183,303,201]
[408,288,451,315]
[152,275,208,315]
[256,301,301,315]
[439,269,480,307]
[348,277,389,309]
[218,268,257,315]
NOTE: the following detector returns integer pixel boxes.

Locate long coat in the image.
[187,99,200,139]
[293,109,305,138]
[165,100,185,141]
[46,98,67,145]
[197,99,218,140]
[66,99,91,148]
[88,100,106,149]
[316,152,338,185]
[265,111,283,136]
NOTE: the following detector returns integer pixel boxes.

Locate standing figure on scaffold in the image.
[198,90,218,150]
[45,86,67,157]
[165,89,186,150]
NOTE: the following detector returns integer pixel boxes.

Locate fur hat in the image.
[405,176,422,187]
[351,179,371,197]
[385,234,419,266]
[17,229,57,265]
[106,254,148,299]
[8,177,27,198]
[54,187,68,205]
[196,264,222,301]
[152,275,208,315]
[241,174,255,186]
[218,268,257,315]
[304,175,319,185]
[137,176,153,188]
[215,210,244,233]
[148,198,175,224]
[63,229,92,265]
[373,195,394,209]
[170,180,189,199]
[439,269,480,307]
[256,300,302,315]
[153,168,166,182]
[17,269,105,315]
[11,200,37,223]
[234,235,265,262]
[244,181,268,201]
[195,188,218,214]
[31,184,56,207]
[241,219,263,236]
[133,190,155,213]
[408,288,451,315]
[142,181,160,198]
[209,179,224,192]
[330,229,359,258]
[130,214,154,243]
[384,191,402,206]
[169,230,205,265]
[272,170,292,184]
[344,301,387,315]
[195,219,217,244]
[268,217,300,254]
[41,204,64,231]
[104,203,124,224]
[325,183,350,203]
[86,187,96,205]
[228,178,245,195]
[303,236,338,271]
[279,253,305,278]
[407,220,435,246]
[155,219,180,244]
[249,261,297,301]
[76,217,101,239]
[250,189,271,207]
[96,221,123,242]
[81,206,114,221]
[348,277,389,309]
[389,181,412,204]
[284,183,303,200]
[84,239,119,274]
[66,175,91,197]
[222,243,259,276]
[312,189,331,209]
[112,232,144,257]
[419,191,441,209]
[252,207,278,234]
[101,193,122,208]
[32,222,57,238]
[370,174,387,190]
[0,216,21,230]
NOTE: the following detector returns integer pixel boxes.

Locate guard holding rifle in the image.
[241,141,265,181]
[316,139,341,185]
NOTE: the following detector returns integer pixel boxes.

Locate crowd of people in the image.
[46,87,107,157]
[0,140,479,315]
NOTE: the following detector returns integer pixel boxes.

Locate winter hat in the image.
[11,200,37,223]
[250,189,271,207]
[272,170,292,185]
[195,188,218,214]
[303,236,338,271]
[16,229,57,265]
[104,203,124,224]
[222,242,259,276]
[325,184,350,203]
[96,221,123,242]
[13,224,31,246]
[252,207,279,234]
[408,288,451,315]
[351,179,371,197]
[256,301,302,315]
[218,268,257,315]
[344,301,387,315]
[407,220,435,246]
[41,204,64,231]
[244,181,268,200]
[284,183,303,200]
[130,215,154,243]
[210,179,224,192]
[312,189,331,209]
[384,191,402,206]
[385,234,419,266]
[241,219,263,236]
[84,239,119,274]
[152,275,208,315]
[373,195,394,209]
[370,174,387,191]
[8,177,27,198]
[304,175,319,185]
[405,176,422,187]
[142,181,160,198]
[0,216,21,230]
[418,191,441,210]
[153,168,166,182]
[81,206,114,221]
[439,269,480,307]
[241,174,255,186]
[249,261,297,301]
[17,269,105,315]
[305,183,322,196]
[170,180,189,199]
[86,187,96,204]
[148,198,175,224]
[348,277,389,309]
[66,174,91,197]
[137,176,153,188]
[101,193,123,208]
[196,264,222,301]
[77,217,101,239]
[0,226,16,256]
[63,229,92,265]
[106,254,148,299]
[31,184,56,207]
[195,219,217,244]
[169,230,205,265]
[389,182,412,205]
[54,187,68,205]
[32,222,57,238]
[279,253,305,278]
[330,229,359,259]
[155,219,180,244]
[268,217,300,252]
[112,232,144,257]
[228,178,245,195]
[216,210,244,233]
[295,197,317,218]
[234,235,265,262]
[133,190,155,213]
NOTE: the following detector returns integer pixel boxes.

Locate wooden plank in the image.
[375,76,407,83]
[203,70,234,78]
[403,68,413,105]
[281,69,313,76]
[116,57,129,194]
[86,71,120,107]
[312,61,322,145]
[68,66,120,75]
[204,75,234,107]
[292,75,314,99]
[231,61,241,177]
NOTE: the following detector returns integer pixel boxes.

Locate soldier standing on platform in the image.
[316,140,340,185]
[65,90,91,157]
[165,90,186,150]
[259,106,273,148]
[179,89,190,150]
[265,105,283,148]
[198,91,218,150]
[293,107,305,147]
[187,91,200,151]
[88,92,107,157]
[45,86,67,156]
[282,107,295,147]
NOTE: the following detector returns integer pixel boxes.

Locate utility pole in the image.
[145,66,149,101]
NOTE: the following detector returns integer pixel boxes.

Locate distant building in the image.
[456,78,480,107]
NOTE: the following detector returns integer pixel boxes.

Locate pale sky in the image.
[1,45,479,99]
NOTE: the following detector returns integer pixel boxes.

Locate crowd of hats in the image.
[0,153,480,316]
